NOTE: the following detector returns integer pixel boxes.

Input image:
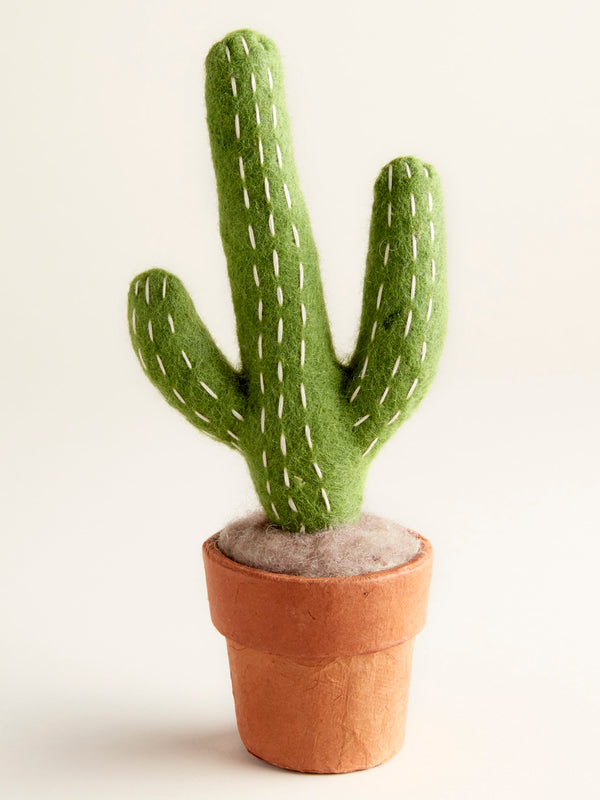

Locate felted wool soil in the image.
[217,512,421,577]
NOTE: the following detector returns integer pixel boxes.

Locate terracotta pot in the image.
[202,530,433,774]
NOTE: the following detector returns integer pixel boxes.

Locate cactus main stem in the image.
[127,29,447,533]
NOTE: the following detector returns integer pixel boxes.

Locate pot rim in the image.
[203,528,434,658]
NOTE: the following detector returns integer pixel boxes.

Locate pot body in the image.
[202,531,433,773]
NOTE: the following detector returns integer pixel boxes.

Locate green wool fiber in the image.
[127,29,448,533]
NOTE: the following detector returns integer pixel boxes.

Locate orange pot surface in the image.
[203,530,433,773]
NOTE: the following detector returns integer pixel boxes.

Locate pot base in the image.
[227,638,415,773]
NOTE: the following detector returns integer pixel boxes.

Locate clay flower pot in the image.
[202,531,433,774]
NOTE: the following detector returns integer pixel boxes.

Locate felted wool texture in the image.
[217,511,421,577]
[127,28,448,534]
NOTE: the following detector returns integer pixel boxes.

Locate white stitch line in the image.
[412,234,418,260]
[424,166,430,178]
[321,489,331,512]
[167,314,174,333]
[276,144,283,167]
[430,221,435,241]
[428,192,433,211]
[304,425,313,449]
[262,450,268,468]
[172,388,186,404]
[278,394,284,418]
[376,284,383,309]
[405,162,412,178]
[147,320,153,341]
[145,277,150,305]
[411,274,416,299]
[277,361,283,381]
[288,497,297,512]
[387,410,401,426]
[407,378,418,399]
[370,321,378,341]
[134,280,139,295]
[194,410,210,423]
[301,303,306,325]
[388,202,392,227]
[131,309,136,333]
[280,433,287,456]
[268,213,275,235]
[273,250,279,276]
[410,194,416,216]
[227,430,240,442]
[363,438,378,457]
[427,298,433,321]
[353,414,370,427]
[200,381,218,399]
[313,462,323,479]
[225,45,231,62]
[138,349,147,369]
[432,258,436,281]
[380,387,390,404]
[234,114,240,139]
[300,340,305,366]
[421,341,427,362]
[404,310,413,337]
[283,468,290,487]
[392,355,401,376]
[299,264,304,290]
[228,54,272,513]
[360,357,369,379]
[300,383,307,408]
[156,354,166,375]
[384,243,390,266]
[162,276,167,299]
[277,286,283,305]
[283,183,291,208]
[267,67,273,89]
[388,164,393,190]
[292,224,300,247]
[277,318,283,343]
[350,385,361,403]
[232,409,244,421]
[181,350,192,369]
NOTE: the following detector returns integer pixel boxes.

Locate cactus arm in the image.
[128,268,247,448]
[345,157,447,455]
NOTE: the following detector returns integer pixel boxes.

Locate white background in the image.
[1,1,599,797]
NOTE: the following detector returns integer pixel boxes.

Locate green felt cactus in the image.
[128,29,447,533]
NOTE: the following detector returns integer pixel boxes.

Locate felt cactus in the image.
[128,29,447,534]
